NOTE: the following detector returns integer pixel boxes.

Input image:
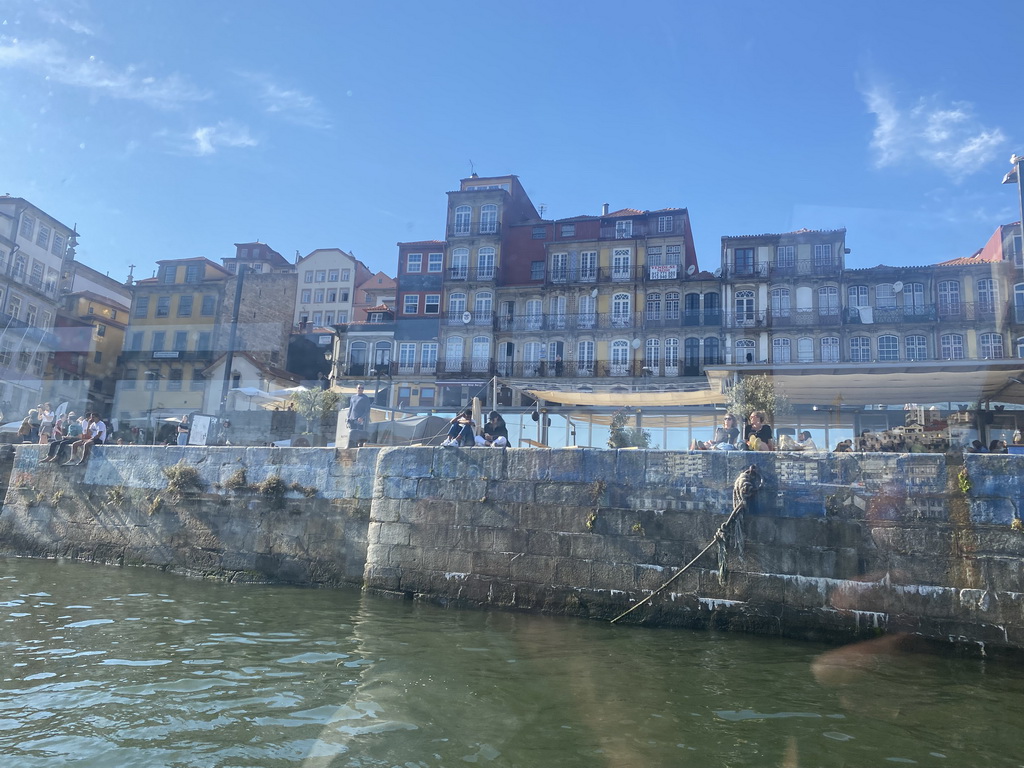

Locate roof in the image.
[397,240,446,247]
[935,250,1003,267]
[722,227,847,240]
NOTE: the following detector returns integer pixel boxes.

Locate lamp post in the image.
[1002,154,1024,271]
[145,369,162,444]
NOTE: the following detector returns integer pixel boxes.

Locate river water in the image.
[1,557,1022,768]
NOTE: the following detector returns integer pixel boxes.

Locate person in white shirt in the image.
[64,413,107,465]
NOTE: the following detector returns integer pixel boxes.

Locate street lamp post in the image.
[1002,154,1024,271]
[145,370,161,444]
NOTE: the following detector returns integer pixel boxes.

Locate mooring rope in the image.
[610,465,762,625]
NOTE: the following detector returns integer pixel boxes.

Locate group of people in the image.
[38,412,107,465]
[441,410,509,448]
[690,411,778,452]
[967,439,1009,454]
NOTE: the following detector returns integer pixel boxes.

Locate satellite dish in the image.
[631,338,642,349]
[590,288,598,298]
[893,281,904,293]
[713,268,723,278]
[461,311,472,324]
[686,264,696,276]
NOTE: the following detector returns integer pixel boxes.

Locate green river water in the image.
[1,556,1022,768]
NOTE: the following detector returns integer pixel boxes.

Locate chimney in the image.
[601,203,609,215]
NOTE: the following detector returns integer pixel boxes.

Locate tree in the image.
[607,408,653,449]
[725,373,791,428]
[290,388,340,435]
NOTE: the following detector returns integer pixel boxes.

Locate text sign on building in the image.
[152,351,180,359]
[649,265,678,280]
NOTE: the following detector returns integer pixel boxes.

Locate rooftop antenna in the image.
[538,204,547,218]
[469,159,476,177]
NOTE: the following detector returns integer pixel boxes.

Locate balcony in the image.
[118,349,217,363]
[446,266,496,282]
[439,358,724,380]
[768,258,843,278]
[444,310,496,327]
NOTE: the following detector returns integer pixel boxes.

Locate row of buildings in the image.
[2,174,1022,429]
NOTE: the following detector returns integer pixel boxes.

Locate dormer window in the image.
[369,312,385,322]
[615,220,633,239]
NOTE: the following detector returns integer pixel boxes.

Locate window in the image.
[128,331,143,351]
[646,293,662,320]
[525,299,543,330]
[905,283,926,315]
[97,323,106,337]
[16,350,30,372]
[428,253,443,272]
[328,269,339,281]
[735,290,755,325]
[152,331,166,351]
[20,213,34,239]
[576,341,595,374]
[134,296,150,318]
[312,312,322,325]
[324,312,334,324]
[301,289,312,303]
[531,261,544,280]
[646,338,660,368]
[938,280,961,315]
[448,292,467,315]
[551,253,568,282]
[580,251,597,281]
[978,278,997,312]
[191,368,205,390]
[201,295,216,315]
[666,245,682,265]
[665,338,680,369]
[980,332,1004,359]
[338,311,348,323]
[304,271,314,283]
[425,294,440,314]
[821,337,840,363]
[771,288,791,318]
[26,304,37,326]
[798,337,814,363]
[420,343,438,372]
[647,246,663,266]
[818,286,839,316]
[474,291,493,317]
[578,295,596,328]
[156,297,170,317]
[906,335,927,361]
[615,220,633,239]
[341,291,350,302]
[451,247,469,279]
[197,332,211,352]
[161,266,176,284]
[471,336,490,371]
[316,270,327,282]
[878,334,899,361]
[51,232,65,256]
[657,215,673,233]
[561,223,576,238]
[168,369,183,391]
[0,340,12,366]
[850,336,871,362]
[477,247,495,279]
[666,292,680,320]
[407,253,422,273]
[177,295,193,317]
[776,245,795,268]
[327,289,337,302]
[404,295,419,314]
[532,226,547,239]
[314,289,324,303]
[876,283,896,309]
[173,331,188,351]
[36,224,50,248]
[848,285,868,307]
[123,368,138,390]
[445,336,464,371]
[40,310,52,330]
[454,205,471,235]
[814,243,833,265]
[733,247,754,275]
[185,264,201,283]
[342,269,350,281]
[479,204,498,234]
[773,338,792,363]
[612,292,631,327]
[941,334,965,360]
[612,248,631,280]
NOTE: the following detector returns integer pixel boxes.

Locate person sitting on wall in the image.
[743,410,775,451]
[966,439,988,453]
[40,412,81,463]
[63,412,106,465]
[795,430,818,451]
[476,411,509,447]
[690,414,739,451]
[442,409,476,447]
[989,439,1007,454]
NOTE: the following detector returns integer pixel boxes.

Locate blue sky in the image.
[2,0,1021,282]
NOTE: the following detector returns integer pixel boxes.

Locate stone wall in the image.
[3,444,1024,656]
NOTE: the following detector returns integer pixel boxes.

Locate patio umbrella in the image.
[229,387,284,410]
[270,385,310,396]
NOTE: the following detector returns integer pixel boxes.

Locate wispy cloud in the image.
[862,83,1006,181]
[0,37,207,108]
[239,71,331,129]
[183,122,258,156]
[38,8,97,36]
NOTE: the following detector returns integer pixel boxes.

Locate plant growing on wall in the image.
[607,408,652,449]
[290,388,340,435]
[725,373,791,428]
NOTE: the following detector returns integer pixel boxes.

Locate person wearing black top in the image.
[744,410,775,450]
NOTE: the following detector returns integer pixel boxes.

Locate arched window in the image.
[878,334,899,361]
[665,292,681,320]
[905,283,925,316]
[576,340,595,375]
[450,247,469,279]
[577,294,596,329]
[447,292,466,318]
[646,293,662,320]
[524,341,543,376]
[474,291,492,319]
[550,295,566,329]
[704,292,721,321]
[445,336,464,371]
[940,333,964,360]
[978,278,997,314]
[703,337,720,365]
[611,339,631,375]
[479,204,497,234]
[525,298,543,330]
[645,338,660,373]
[477,247,495,279]
[938,280,961,316]
[797,336,813,363]
[980,332,1004,359]
[736,338,756,363]
[906,335,927,361]
[347,341,368,376]
[684,337,700,373]
[612,293,631,327]
[876,283,896,309]
[735,290,755,326]
[666,337,680,371]
[454,205,471,235]
[818,286,839,316]
[821,337,839,363]
[772,337,791,363]
[684,292,701,325]
[472,336,490,372]
[771,288,791,318]
[850,336,871,362]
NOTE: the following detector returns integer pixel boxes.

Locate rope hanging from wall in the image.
[610,465,762,625]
